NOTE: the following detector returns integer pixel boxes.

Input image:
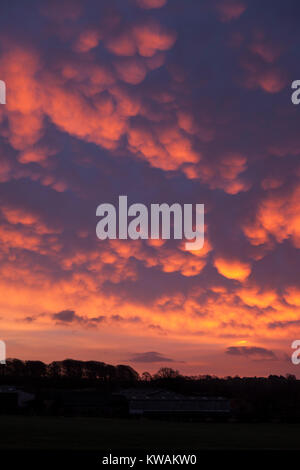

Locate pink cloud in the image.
[135,0,167,10]
[215,0,246,22]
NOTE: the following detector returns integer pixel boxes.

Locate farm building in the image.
[117,389,231,420]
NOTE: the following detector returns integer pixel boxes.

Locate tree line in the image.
[1,361,300,419]
[0,358,139,383]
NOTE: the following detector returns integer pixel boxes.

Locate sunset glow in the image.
[0,0,300,378]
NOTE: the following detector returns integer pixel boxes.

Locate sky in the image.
[0,0,300,377]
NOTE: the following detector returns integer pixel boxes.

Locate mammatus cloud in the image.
[243,185,300,248]
[214,257,252,281]
[0,0,299,376]
[106,21,176,58]
[214,0,246,22]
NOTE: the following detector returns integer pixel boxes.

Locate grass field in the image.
[0,416,299,450]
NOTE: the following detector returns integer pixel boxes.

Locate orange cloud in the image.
[241,54,286,93]
[214,257,252,281]
[0,22,181,175]
[105,31,137,56]
[284,287,300,307]
[132,21,176,57]
[127,121,200,171]
[177,111,198,135]
[243,185,300,248]
[105,20,176,59]
[237,285,278,308]
[74,29,101,52]
[114,57,147,84]
[258,68,286,93]
[184,153,249,194]
[261,176,284,190]
[249,39,282,64]
[106,236,211,278]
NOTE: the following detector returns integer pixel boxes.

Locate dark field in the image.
[0,416,300,450]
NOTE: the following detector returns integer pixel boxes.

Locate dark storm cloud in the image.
[52,310,78,323]
[52,310,105,326]
[226,346,277,360]
[129,351,175,363]
[110,315,141,323]
[268,320,300,330]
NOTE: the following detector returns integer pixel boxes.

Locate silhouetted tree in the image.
[61,359,83,379]
[25,360,47,378]
[5,358,26,376]
[154,368,180,380]
[116,365,139,382]
[47,361,63,378]
[141,371,152,382]
[83,361,106,380]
